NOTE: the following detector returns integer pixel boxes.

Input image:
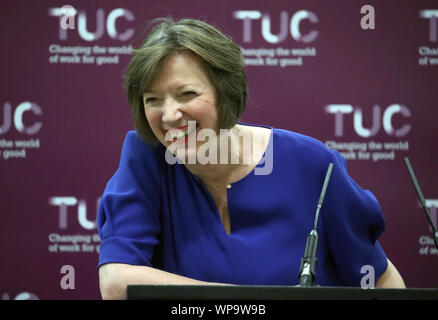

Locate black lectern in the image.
[127,285,438,300]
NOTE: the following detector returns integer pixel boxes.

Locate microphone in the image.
[404,157,438,250]
[298,162,334,287]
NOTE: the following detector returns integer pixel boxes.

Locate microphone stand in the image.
[298,163,333,287]
[404,158,438,249]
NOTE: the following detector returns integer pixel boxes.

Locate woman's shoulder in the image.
[238,122,327,150]
[123,130,165,155]
[124,130,160,149]
[272,126,333,158]
[118,130,167,172]
[238,122,336,163]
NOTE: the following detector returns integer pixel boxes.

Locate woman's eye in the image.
[144,97,157,104]
[182,91,196,97]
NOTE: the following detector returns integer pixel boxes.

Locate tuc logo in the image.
[49,197,100,230]
[0,102,42,135]
[325,104,411,138]
[419,10,438,42]
[233,10,318,43]
[424,200,438,233]
[48,6,135,41]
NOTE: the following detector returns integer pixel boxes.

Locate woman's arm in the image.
[99,263,228,300]
[100,258,405,299]
[376,258,406,288]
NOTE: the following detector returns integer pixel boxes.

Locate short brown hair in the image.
[123,17,248,144]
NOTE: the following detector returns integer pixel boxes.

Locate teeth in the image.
[175,131,186,139]
[169,125,197,141]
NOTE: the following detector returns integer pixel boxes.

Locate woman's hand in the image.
[99,263,230,300]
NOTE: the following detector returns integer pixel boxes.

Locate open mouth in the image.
[166,123,198,144]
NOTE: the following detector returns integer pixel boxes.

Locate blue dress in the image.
[97,124,388,287]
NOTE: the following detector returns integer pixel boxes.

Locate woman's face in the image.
[143,51,218,158]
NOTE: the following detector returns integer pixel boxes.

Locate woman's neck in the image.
[184,125,249,187]
[183,124,268,191]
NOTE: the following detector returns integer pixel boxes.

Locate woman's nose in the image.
[161,98,183,124]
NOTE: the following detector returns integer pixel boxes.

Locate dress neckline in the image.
[182,122,275,187]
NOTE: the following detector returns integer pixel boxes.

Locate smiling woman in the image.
[123,17,247,145]
[142,51,219,151]
[97,17,405,300]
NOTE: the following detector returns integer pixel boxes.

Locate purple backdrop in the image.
[1,0,437,300]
